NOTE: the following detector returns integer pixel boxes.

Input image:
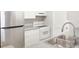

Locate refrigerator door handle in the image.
[1,25,24,29]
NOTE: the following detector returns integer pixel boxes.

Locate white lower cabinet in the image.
[39,27,50,40]
[25,29,39,47]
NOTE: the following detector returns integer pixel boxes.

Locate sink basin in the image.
[57,35,66,40]
[57,35,76,48]
[48,35,66,45]
[48,35,76,48]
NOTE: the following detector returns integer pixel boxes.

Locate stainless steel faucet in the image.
[61,22,75,37]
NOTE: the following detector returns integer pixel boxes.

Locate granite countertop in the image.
[24,25,48,31]
[24,27,39,31]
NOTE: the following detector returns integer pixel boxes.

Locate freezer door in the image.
[1,11,24,27]
[1,27,24,48]
[0,12,1,48]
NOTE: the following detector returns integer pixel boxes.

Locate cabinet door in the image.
[32,29,39,44]
[25,29,39,47]
[25,30,33,47]
[24,11,36,19]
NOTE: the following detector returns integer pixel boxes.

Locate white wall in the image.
[68,11,79,27]
[45,11,53,37]
[45,11,69,37]
[46,11,79,38]
[52,11,79,37]
[53,11,68,37]
[68,11,79,37]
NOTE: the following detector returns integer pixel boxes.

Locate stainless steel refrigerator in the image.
[0,12,1,48]
[1,11,24,48]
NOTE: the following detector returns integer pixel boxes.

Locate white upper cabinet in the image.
[24,11,47,19]
[24,11,36,19]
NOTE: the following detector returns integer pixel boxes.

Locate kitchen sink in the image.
[48,35,76,48]
[57,35,66,40]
